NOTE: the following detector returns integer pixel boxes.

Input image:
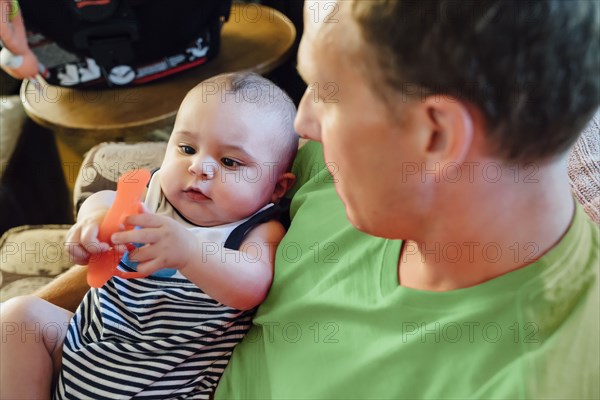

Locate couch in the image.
[1,110,599,306]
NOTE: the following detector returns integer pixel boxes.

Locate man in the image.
[216,1,599,398]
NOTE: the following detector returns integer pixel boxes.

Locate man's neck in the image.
[398,160,576,291]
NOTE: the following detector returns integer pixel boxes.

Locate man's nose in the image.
[294,87,322,142]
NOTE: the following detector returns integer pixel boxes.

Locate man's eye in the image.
[180,145,196,155]
[221,157,240,168]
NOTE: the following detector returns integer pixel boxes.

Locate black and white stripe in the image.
[54,270,252,399]
[54,172,278,399]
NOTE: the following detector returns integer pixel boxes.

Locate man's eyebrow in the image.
[296,52,313,83]
[295,63,307,82]
[297,56,325,85]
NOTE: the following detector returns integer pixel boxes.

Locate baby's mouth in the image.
[184,187,211,202]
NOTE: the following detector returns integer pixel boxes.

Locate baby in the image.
[0,72,298,399]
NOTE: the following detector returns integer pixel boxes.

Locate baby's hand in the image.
[111,212,197,276]
[65,208,117,265]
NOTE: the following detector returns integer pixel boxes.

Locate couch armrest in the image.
[0,224,72,302]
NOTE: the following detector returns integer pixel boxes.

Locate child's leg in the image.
[1,295,73,400]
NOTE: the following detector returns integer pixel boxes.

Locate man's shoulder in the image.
[289,141,327,196]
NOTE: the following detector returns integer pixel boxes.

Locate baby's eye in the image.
[180,145,196,155]
[221,157,241,168]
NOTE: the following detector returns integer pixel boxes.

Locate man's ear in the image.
[271,172,296,202]
[420,96,474,164]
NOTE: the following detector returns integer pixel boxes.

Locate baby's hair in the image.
[193,72,299,175]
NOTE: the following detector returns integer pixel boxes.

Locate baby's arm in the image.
[111,215,283,310]
[65,190,117,265]
[180,220,283,310]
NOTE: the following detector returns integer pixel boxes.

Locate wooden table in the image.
[20,4,296,190]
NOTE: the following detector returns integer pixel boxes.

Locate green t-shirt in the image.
[216,141,599,399]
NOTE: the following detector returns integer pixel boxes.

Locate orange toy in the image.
[87,169,151,288]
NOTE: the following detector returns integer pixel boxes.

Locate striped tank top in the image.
[54,171,277,399]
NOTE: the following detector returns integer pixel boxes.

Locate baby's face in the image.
[159,90,284,226]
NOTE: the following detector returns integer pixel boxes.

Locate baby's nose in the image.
[189,159,217,180]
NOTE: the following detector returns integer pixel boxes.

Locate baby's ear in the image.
[271,172,296,203]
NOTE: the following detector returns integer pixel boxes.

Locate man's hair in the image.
[198,72,298,173]
[351,0,599,163]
